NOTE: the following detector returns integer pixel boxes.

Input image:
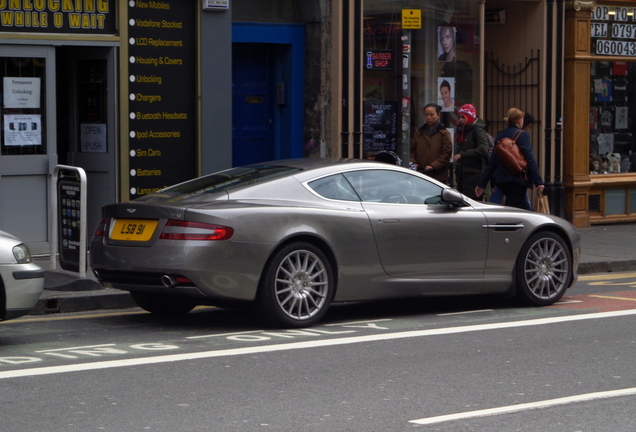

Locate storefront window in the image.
[589,61,636,174]
[363,0,481,159]
[0,57,46,156]
[589,5,636,175]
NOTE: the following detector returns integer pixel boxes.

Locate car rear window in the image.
[144,165,301,198]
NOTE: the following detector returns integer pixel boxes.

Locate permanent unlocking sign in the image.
[127,0,196,200]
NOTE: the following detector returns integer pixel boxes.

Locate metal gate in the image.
[484,50,541,140]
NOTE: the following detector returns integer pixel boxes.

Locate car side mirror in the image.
[441,188,464,205]
[424,188,464,206]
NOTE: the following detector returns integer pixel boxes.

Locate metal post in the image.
[400,30,411,167]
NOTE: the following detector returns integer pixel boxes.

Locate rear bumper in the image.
[90,238,274,301]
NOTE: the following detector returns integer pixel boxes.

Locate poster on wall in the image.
[597,133,614,155]
[3,77,40,108]
[438,77,455,112]
[616,107,628,129]
[590,106,598,130]
[595,78,612,102]
[437,26,456,62]
[3,114,41,146]
[613,61,628,75]
[600,107,614,127]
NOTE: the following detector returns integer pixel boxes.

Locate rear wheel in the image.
[515,232,572,306]
[257,242,335,328]
[130,292,197,315]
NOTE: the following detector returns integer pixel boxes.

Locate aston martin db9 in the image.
[90,159,580,327]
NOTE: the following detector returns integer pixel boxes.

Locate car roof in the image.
[266,158,410,181]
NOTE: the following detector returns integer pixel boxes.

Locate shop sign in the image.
[363,102,398,157]
[127,0,196,199]
[3,77,40,108]
[591,5,636,56]
[80,123,107,153]
[401,9,421,30]
[0,0,117,34]
[365,50,394,70]
[3,114,41,146]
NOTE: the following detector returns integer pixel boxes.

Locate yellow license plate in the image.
[110,219,158,241]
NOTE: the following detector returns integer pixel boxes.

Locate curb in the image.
[32,291,136,315]
[578,260,636,275]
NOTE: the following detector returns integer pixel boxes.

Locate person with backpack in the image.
[453,104,489,200]
[489,112,535,207]
[410,103,453,183]
[475,108,544,210]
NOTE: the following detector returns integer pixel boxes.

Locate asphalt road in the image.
[1,273,636,432]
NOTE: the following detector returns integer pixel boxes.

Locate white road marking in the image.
[1,309,636,380]
[437,309,494,316]
[409,387,636,425]
[554,299,583,304]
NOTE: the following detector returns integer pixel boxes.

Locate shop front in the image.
[565,0,636,227]
[0,1,229,255]
[362,0,483,168]
[0,1,120,254]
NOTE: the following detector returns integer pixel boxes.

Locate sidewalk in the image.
[31,223,636,316]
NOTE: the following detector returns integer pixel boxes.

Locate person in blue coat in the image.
[489,112,535,207]
[475,108,544,210]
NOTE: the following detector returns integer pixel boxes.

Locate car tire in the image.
[515,231,572,306]
[257,242,335,328]
[130,292,197,315]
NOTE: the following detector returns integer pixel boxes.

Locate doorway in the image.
[232,44,277,166]
[232,23,306,167]
[0,45,56,254]
[56,46,118,235]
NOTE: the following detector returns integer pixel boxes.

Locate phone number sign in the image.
[591,5,636,57]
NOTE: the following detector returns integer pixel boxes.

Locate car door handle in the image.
[381,219,401,223]
[483,223,525,231]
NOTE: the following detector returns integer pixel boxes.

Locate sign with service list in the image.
[128,0,197,200]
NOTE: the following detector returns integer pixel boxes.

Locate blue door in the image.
[232,44,276,166]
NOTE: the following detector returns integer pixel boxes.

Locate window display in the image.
[0,57,46,156]
[589,5,636,175]
[589,61,636,174]
[363,0,481,160]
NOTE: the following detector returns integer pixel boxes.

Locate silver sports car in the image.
[90,159,580,327]
[0,230,44,321]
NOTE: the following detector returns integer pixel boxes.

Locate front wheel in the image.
[515,232,572,306]
[257,242,335,328]
[130,292,197,315]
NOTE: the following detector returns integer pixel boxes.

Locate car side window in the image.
[308,174,360,201]
[343,170,443,204]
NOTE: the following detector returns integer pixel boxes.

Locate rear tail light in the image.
[94,217,111,237]
[159,220,234,240]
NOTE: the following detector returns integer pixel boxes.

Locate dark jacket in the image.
[410,122,452,183]
[456,117,489,173]
[478,125,544,189]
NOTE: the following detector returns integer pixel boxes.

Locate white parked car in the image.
[0,230,44,321]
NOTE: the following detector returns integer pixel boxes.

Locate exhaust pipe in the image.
[161,275,177,288]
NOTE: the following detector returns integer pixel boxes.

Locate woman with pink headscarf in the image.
[453,104,489,200]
